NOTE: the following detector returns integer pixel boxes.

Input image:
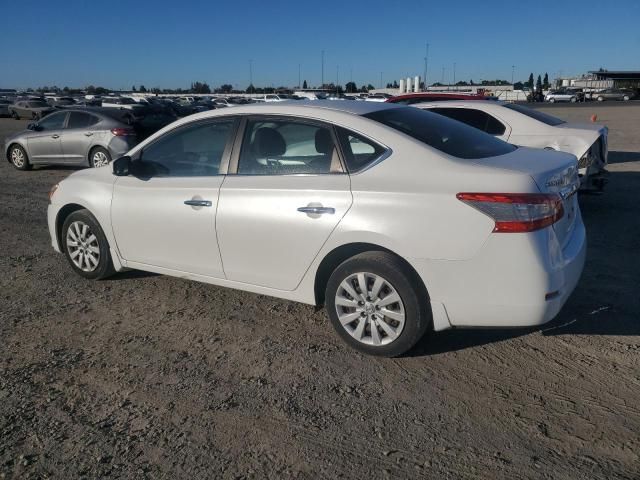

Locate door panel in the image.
[217,174,352,290]
[112,176,225,277]
[61,130,93,163]
[27,131,64,163]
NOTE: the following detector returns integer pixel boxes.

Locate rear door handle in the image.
[51,134,59,139]
[184,199,212,207]
[297,206,335,215]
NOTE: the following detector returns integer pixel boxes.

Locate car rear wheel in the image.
[11,110,19,120]
[90,147,111,168]
[325,251,431,357]
[549,98,555,103]
[623,95,630,101]
[62,209,115,280]
[9,144,31,170]
[597,96,604,102]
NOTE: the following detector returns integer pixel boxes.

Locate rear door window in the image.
[67,112,99,129]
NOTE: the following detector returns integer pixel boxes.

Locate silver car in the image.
[4,109,138,171]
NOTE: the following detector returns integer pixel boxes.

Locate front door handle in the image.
[51,134,59,139]
[84,132,93,137]
[297,206,335,215]
[184,199,212,207]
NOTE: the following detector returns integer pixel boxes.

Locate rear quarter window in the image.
[364,107,515,159]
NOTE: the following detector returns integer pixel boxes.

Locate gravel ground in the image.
[1,104,639,479]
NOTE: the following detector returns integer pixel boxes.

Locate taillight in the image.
[110,128,135,136]
[457,193,564,233]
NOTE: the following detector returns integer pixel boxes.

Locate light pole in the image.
[298,63,301,89]
[380,71,383,89]
[336,65,339,96]
[423,43,429,92]
[453,62,456,87]
[321,50,325,87]
[249,59,253,93]
[511,65,515,85]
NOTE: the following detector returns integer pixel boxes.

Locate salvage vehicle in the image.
[8,99,55,119]
[414,100,608,191]
[544,90,578,103]
[593,89,635,102]
[5,109,137,170]
[47,102,585,357]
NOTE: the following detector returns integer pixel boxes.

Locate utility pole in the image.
[298,63,301,89]
[380,71,383,89]
[336,65,339,96]
[453,62,456,87]
[321,50,324,87]
[249,59,253,93]
[442,66,445,85]
[423,43,429,91]
[511,65,515,84]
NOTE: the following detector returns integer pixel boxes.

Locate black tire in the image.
[89,146,111,168]
[549,98,555,103]
[597,96,604,102]
[325,251,431,357]
[11,110,19,120]
[62,209,115,280]
[623,95,630,101]
[8,144,31,171]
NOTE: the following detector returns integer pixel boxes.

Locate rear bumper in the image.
[411,217,586,328]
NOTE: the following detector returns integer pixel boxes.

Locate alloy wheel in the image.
[92,151,109,168]
[66,221,100,272]
[334,272,405,346]
[10,148,25,168]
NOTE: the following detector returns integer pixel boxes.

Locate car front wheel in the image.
[325,251,431,357]
[62,209,115,280]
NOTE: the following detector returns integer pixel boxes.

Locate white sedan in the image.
[47,102,585,357]
[413,100,608,192]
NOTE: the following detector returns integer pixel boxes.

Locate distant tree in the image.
[386,83,392,88]
[528,73,534,89]
[246,84,255,93]
[392,80,399,88]
[302,79,308,89]
[151,87,161,94]
[536,75,542,91]
[62,86,70,92]
[513,81,524,90]
[345,81,357,93]
[219,84,233,93]
[469,79,474,85]
[359,85,368,93]
[132,85,137,92]
[139,85,147,93]
[543,73,549,90]
[95,87,109,94]
[455,81,469,86]
[367,84,375,91]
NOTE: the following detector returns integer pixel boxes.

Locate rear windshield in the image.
[364,107,516,159]
[503,104,565,126]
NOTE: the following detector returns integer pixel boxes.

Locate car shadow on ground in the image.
[105,269,159,281]
[405,167,640,357]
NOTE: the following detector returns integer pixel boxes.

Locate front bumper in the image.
[411,218,587,328]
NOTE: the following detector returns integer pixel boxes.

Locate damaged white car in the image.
[414,101,608,192]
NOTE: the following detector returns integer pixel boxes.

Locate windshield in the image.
[503,104,566,126]
[364,107,516,159]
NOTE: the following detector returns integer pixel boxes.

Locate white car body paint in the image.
[48,102,586,331]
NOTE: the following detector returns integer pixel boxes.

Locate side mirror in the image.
[112,156,132,176]
[27,123,42,131]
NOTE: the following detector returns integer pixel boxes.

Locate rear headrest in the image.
[315,128,333,154]
[254,128,286,157]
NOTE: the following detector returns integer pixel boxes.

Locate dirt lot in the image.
[1,104,639,479]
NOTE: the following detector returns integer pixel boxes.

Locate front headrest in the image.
[315,128,333,154]
[254,128,286,157]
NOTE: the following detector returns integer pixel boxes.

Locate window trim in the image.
[133,116,240,177]
[227,114,348,176]
[334,126,392,174]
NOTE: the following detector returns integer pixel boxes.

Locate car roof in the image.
[411,100,506,109]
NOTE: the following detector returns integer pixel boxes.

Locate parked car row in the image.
[39,101,587,357]
[545,88,636,103]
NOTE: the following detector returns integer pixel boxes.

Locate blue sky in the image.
[2,0,639,90]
